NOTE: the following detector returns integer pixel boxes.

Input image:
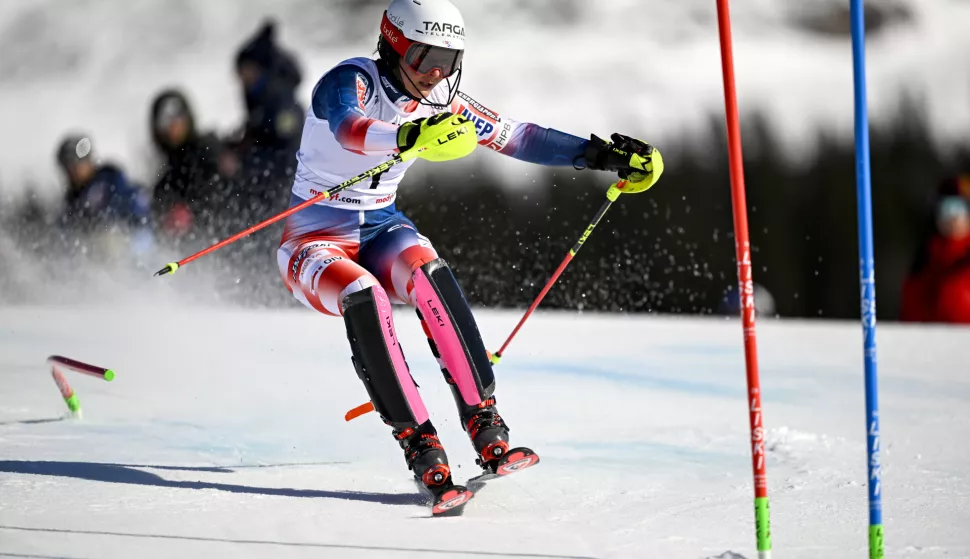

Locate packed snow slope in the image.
[1,302,968,558]
[2,0,970,205]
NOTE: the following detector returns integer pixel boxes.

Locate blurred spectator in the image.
[233,20,304,158]
[211,20,305,236]
[55,134,154,261]
[57,134,152,235]
[150,89,239,240]
[901,194,970,323]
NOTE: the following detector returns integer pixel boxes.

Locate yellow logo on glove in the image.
[412,115,478,162]
[620,148,665,194]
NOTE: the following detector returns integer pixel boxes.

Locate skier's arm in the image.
[449,92,588,166]
[312,66,401,154]
[451,92,664,190]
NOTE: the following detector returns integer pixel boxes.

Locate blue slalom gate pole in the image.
[850,1,884,557]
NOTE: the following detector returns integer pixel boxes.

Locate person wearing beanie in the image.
[149,89,239,240]
[56,134,151,231]
[54,133,154,258]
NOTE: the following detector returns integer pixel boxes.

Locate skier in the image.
[278,0,664,503]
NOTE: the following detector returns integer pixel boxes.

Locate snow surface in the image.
[2,0,970,206]
[1,301,968,558]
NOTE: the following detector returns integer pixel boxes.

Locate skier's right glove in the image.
[397,112,477,162]
[582,133,664,193]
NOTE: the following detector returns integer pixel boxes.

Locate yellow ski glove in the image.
[583,133,664,193]
[398,112,477,162]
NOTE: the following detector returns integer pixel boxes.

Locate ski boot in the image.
[395,420,451,488]
[461,397,541,481]
[395,421,473,516]
[461,397,511,471]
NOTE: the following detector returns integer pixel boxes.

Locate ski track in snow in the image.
[1,303,968,558]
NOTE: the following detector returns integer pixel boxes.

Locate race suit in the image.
[278,56,589,315]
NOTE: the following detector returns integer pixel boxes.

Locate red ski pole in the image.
[153,154,407,277]
[153,118,475,277]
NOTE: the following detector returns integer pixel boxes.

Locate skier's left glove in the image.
[582,133,664,193]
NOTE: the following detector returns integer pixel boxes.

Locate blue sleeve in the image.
[502,124,589,167]
[100,168,151,222]
[311,65,371,135]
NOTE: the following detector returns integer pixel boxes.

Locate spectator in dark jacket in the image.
[224,20,305,230]
[57,134,151,231]
[56,134,154,258]
[150,89,239,240]
[233,20,304,157]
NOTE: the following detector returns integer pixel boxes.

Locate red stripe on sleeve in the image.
[336,115,375,152]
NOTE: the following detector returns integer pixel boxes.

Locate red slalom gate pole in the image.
[46,355,116,418]
[715,0,772,556]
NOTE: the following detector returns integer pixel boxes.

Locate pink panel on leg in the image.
[412,268,482,407]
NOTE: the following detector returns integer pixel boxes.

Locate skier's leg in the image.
[359,211,510,467]
[341,285,450,487]
[411,259,510,466]
[278,217,450,488]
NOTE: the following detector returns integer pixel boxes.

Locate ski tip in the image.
[431,486,474,516]
[495,447,540,477]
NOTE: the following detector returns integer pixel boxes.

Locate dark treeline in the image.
[398,107,967,320]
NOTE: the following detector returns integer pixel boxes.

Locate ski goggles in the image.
[381,13,463,77]
[403,43,463,77]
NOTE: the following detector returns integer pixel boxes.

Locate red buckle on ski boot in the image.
[422,463,451,487]
[480,440,510,463]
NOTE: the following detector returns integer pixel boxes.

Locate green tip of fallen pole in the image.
[65,393,81,413]
[103,369,115,382]
[869,525,884,559]
[755,497,772,552]
[489,353,502,365]
[154,262,179,277]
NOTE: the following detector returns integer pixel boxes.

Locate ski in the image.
[466,446,540,493]
[415,478,475,517]
[415,447,539,516]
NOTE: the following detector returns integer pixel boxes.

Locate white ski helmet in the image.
[380,0,465,77]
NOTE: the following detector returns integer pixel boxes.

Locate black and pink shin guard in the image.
[342,286,428,430]
[412,259,495,414]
